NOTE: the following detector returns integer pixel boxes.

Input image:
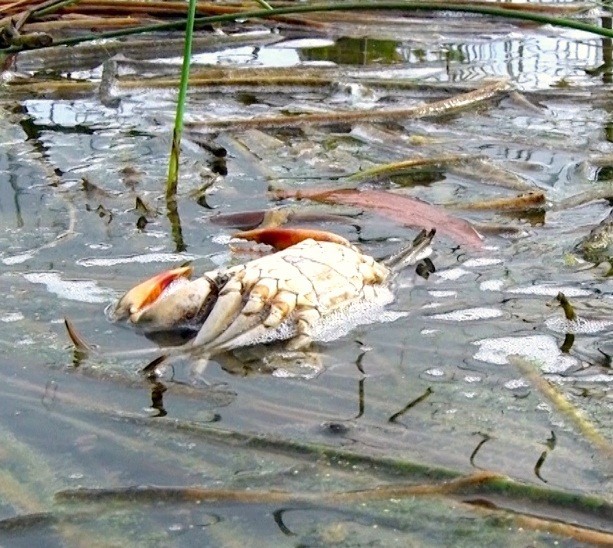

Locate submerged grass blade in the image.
[53,471,613,543]
[508,355,613,459]
[346,154,474,182]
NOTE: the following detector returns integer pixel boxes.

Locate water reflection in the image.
[2,10,613,544]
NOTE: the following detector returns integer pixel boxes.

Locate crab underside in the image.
[109,227,435,358]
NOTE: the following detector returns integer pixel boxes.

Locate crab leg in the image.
[193,278,246,347]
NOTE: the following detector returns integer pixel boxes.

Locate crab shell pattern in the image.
[110,228,430,354]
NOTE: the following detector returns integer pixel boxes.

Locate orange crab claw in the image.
[233,227,351,250]
[114,266,194,319]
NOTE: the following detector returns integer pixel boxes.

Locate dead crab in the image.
[108,227,435,359]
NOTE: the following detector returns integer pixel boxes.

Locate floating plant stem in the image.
[450,191,547,211]
[555,292,577,321]
[188,79,510,130]
[166,0,198,196]
[347,155,472,182]
[252,0,273,10]
[4,3,613,54]
[53,471,613,543]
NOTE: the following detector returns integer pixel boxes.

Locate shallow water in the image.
[1,6,612,545]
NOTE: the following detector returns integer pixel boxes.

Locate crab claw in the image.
[233,227,351,250]
[112,266,194,322]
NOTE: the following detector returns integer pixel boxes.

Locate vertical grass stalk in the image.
[166,0,198,197]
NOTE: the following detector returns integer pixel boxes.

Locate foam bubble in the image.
[463,258,503,267]
[77,253,197,267]
[504,378,530,390]
[2,252,34,265]
[473,334,579,373]
[431,307,503,321]
[480,280,504,292]
[545,316,613,334]
[1,312,24,323]
[428,290,457,298]
[224,287,403,349]
[436,268,470,281]
[24,272,114,303]
[507,285,591,297]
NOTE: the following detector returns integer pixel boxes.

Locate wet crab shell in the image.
[110,228,432,354]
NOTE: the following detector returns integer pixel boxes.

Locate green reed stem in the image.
[253,0,274,10]
[166,0,198,197]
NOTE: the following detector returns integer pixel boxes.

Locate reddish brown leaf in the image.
[277,188,483,248]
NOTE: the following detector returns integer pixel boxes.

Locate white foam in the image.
[428,290,457,298]
[507,285,591,297]
[2,252,34,265]
[436,268,470,281]
[463,258,503,267]
[473,334,579,373]
[224,287,404,349]
[1,312,24,323]
[480,279,504,292]
[431,307,503,321]
[504,378,530,390]
[464,375,482,383]
[545,316,613,334]
[77,253,197,267]
[24,272,114,303]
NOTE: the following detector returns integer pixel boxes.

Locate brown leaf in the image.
[278,188,483,248]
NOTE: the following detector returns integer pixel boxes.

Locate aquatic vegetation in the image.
[0,0,612,544]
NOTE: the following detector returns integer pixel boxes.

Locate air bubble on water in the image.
[24,272,115,303]
[463,258,503,267]
[464,375,482,383]
[428,290,457,298]
[480,279,504,292]
[473,334,579,373]
[77,253,197,267]
[2,252,34,265]
[507,285,591,297]
[241,288,404,347]
[504,378,529,390]
[1,312,24,323]
[545,316,613,334]
[430,307,503,321]
[550,374,612,384]
[435,268,471,281]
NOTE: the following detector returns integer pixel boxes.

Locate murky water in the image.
[1,7,612,545]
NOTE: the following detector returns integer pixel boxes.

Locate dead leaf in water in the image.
[276,188,483,248]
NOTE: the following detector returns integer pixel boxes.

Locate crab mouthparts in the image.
[115,266,193,318]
